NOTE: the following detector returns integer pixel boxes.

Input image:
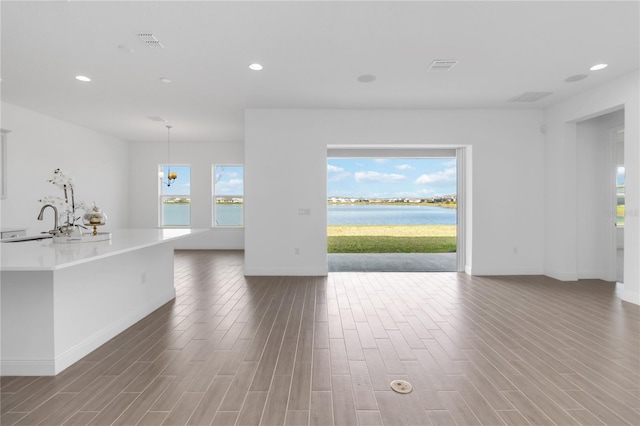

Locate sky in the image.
[160,160,455,198]
[161,165,191,196]
[160,165,244,196]
[214,165,244,196]
[617,165,626,186]
[327,158,456,199]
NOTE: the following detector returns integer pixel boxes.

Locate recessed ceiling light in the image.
[357,74,376,83]
[159,77,172,83]
[249,63,263,71]
[589,63,608,71]
[75,75,91,82]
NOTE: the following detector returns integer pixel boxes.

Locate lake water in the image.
[164,203,455,226]
[328,204,456,225]
[215,204,243,226]
[163,203,243,226]
[163,204,190,226]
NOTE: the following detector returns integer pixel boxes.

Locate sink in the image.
[53,232,111,244]
[1,233,112,244]
[1,234,53,243]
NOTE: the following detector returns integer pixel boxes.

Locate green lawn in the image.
[328,225,456,253]
[618,205,625,225]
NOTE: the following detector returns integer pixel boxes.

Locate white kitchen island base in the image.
[1,229,199,376]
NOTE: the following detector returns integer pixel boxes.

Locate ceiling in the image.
[1,1,638,143]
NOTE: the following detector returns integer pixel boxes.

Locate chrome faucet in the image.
[37,204,59,235]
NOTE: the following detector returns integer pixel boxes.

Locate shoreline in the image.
[328,224,456,253]
[328,202,457,209]
[328,224,456,237]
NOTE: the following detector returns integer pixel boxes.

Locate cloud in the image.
[329,173,351,182]
[415,188,439,197]
[395,164,414,170]
[216,178,243,195]
[373,159,389,164]
[217,178,242,188]
[355,171,407,183]
[168,182,190,193]
[327,164,351,182]
[414,167,456,184]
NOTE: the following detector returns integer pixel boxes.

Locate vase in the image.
[59,225,83,237]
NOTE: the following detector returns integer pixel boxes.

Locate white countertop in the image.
[0,228,203,271]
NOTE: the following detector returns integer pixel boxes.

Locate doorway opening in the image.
[326,149,461,272]
[614,128,624,283]
[575,109,624,282]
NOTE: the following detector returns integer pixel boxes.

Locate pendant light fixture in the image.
[163,125,177,187]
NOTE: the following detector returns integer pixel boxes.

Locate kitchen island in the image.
[0,228,201,376]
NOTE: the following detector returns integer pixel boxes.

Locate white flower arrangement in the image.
[39,168,86,232]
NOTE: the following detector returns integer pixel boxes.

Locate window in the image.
[159,165,191,227]
[213,165,243,226]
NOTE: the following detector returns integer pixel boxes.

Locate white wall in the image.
[245,109,545,276]
[0,102,130,234]
[128,140,244,249]
[545,70,639,305]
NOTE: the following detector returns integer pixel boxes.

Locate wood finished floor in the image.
[2,250,639,426]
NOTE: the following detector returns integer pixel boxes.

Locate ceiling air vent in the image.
[508,92,553,102]
[565,74,588,83]
[138,33,165,48]
[428,60,458,71]
[147,116,167,122]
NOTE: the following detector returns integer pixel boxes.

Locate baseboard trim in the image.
[175,243,244,250]
[55,292,175,374]
[244,267,328,276]
[1,293,175,376]
[577,270,611,280]
[1,359,55,376]
[469,267,544,276]
[621,287,640,306]
[544,269,579,282]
